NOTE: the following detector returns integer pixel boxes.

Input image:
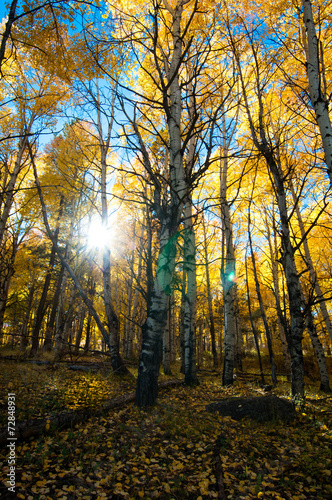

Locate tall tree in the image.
[300,0,332,186]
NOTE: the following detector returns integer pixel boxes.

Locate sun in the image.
[87,217,112,250]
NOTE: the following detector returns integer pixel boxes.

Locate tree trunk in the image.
[219,104,238,386]
[0,129,31,247]
[30,197,63,355]
[221,209,237,386]
[245,254,265,385]
[305,306,331,392]
[74,305,86,354]
[179,266,186,374]
[202,213,218,367]
[248,205,277,385]
[30,244,57,355]
[163,296,172,375]
[84,313,92,354]
[130,222,144,358]
[301,0,332,186]
[263,156,304,399]
[43,263,65,351]
[0,237,17,343]
[135,0,188,406]
[0,0,18,72]
[234,39,305,400]
[54,267,69,359]
[289,181,332,347]
[31,145,130,374]
[135,224,178,406]
[20,283,35,351]
[220,172,237,385]
[266,213,292,378]
[183,197,198,385]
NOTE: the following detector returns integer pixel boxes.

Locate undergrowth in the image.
[0,359,331,499]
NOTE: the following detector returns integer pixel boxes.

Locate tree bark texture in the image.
[290,181,332,346]
[135,225,177,406]
[301,0,332,186]
[202,213,218,367]
[183,198,198,385]
[248,207,277,384]
[135,0,189,406]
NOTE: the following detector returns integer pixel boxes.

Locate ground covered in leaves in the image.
[0,358,332,499]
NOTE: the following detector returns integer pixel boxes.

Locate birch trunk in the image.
[130,222,144,357]
[289,181,332,346]
[245,255,265,385]
[31,145,129,373]
[235,40,305,400]
[266,214,292,377]
[305,305,331,392]
[264,158,304,399]
[301,0,332,186]
[75,306,86,354]
[135,223,177,406]
[202,213,218,367]
[0,247,16,342]
[20,283,35,351]
[221,204,237,386]
[179,266,186,373]
[220,162,237,385]
[182,63,198,385]
[43,263,65,351]
[96,82,127,374]
[163,296,172,375]
[0,129,31,247]
[183,197,198,385]
[219,102,238,385]
[248,208,277,384]
[124,220,139,359]
[135,0,187,406]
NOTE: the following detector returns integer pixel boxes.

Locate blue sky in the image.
[0,3,7,21]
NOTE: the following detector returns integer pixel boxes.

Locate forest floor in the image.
[0,353,332,500]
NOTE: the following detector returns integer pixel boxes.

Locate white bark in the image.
[290,181,332,346]
[162,296,172,375]
[265,213,292,376]
[0,128,31,247]
[94,81,126,372]
[183,197,198,385]
[220,118,237,385]
[136,1,190,406]
[233,33,305,399]
[301,0,332,186]
[202,213,218,367]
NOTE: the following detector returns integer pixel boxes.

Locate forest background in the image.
[0,0,332,408]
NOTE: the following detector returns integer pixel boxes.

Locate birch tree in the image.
[228,19,306,399]
[300,0,332,187]
[111,0,221,405]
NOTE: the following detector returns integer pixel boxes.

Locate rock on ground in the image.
[206,395,295,423]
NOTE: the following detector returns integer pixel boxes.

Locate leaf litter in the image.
[0,361,331,499]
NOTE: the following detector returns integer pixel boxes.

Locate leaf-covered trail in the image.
[0,362,331,499]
